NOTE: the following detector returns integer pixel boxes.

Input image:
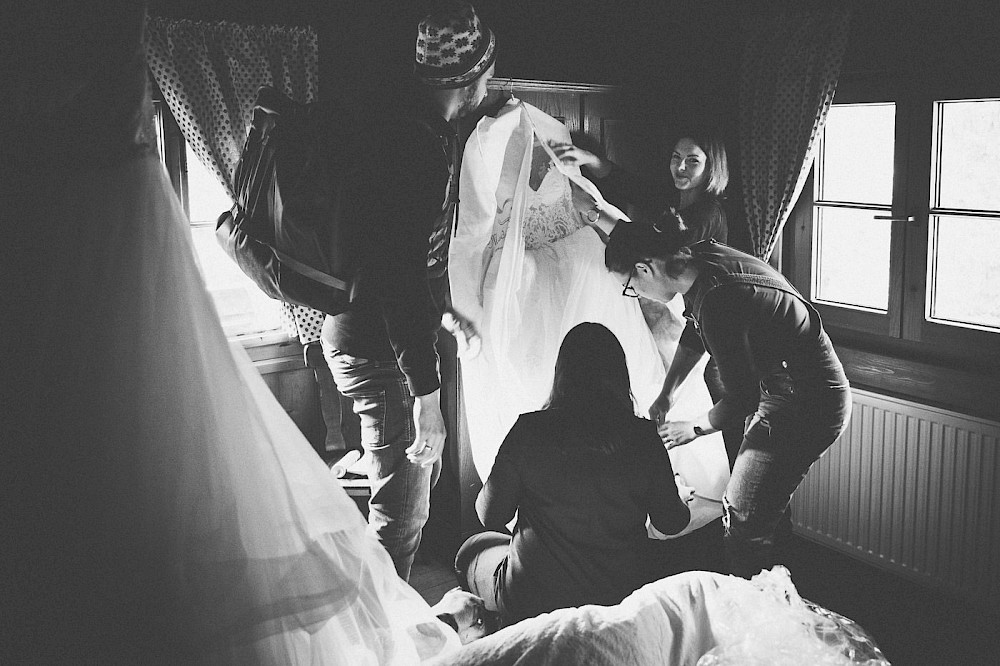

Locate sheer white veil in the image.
[450,99,729,535]
[2,152,460,664]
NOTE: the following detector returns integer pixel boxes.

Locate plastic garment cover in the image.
[450,99,728,535]
[696,567,891,666]
[429,567,888,666]
[1,155,460,664]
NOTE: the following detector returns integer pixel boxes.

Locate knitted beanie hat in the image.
[414,2,496,89]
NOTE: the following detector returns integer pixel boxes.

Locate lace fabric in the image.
[486,148,584,254]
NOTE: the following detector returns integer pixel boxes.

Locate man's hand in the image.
[442,309,482,359]
[407,389,447,467]
[648,391,674,425]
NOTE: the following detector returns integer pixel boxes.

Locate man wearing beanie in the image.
[320,1,496,581]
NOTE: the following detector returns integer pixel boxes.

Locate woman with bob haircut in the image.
[553,128,730,246]
[591,213,851,579]
[453,322,692,626]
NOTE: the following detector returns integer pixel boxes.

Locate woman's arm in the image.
[568,181,620,237]
[551,143,613,178]
[648,337,707,424]
[643,425,691,535]
[475,426,524,529]
[553,143,674,215]
[659,289,758,448]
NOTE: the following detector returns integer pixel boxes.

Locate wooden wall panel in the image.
[260,364,326,457]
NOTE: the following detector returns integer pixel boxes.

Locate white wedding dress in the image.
[3,153,461,665]
[2,10,459,660]
[450,99,729,536]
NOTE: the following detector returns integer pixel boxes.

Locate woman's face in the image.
[670,138,708,192]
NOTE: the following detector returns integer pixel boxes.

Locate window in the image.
[813,103,895,313]
[927,99,1000,331]
[152,99,285,340]
[789,81,1000,360]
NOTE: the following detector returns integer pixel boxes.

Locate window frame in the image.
[787,75,1000,364]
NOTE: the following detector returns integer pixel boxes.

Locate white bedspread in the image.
[430,571,724,666]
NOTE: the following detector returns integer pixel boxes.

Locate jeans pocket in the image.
[761,371,796,397]
[353,386,390,450]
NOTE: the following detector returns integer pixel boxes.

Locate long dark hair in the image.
[544,323,635,454]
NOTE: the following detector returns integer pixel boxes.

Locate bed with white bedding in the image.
[428,567,889,666]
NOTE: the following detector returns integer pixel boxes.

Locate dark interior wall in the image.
[145,0,1000,145]
[146,0,1000,258]
[147,1,742,147]
[147,0,747,231]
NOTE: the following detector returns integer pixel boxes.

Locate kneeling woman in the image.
[603,217,851,578]
[455,323,691,625]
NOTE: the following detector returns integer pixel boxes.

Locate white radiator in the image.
[791,388,1000,605]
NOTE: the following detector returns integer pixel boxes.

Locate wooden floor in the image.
[409,532,1000,665]
[410,551,460,607]
[782,535,998,666]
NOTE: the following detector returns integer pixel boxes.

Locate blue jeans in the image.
[322,347,435,582]
[454,531,511,615]
[723,379,852,579]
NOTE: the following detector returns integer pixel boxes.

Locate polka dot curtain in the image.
[738,10,851,261]
[145,16,326,343]
[145,16,318,197]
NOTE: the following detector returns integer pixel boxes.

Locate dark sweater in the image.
[478,408,690,624]
[597,163,728,245]
[322,96,457,396]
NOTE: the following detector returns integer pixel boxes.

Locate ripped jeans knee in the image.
[723,494,782,579]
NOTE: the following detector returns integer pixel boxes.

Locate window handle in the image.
[873,215,916,223]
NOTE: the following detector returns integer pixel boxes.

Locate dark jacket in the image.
[679,241,848,429]
[322,95,458,396]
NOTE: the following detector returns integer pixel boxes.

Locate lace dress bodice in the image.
[486,155,585,255]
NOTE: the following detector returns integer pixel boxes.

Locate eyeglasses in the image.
[622,267,639,298]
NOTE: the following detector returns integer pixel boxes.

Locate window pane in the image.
[183,145,283,336]
[151,102,165,162]
[929,215,1000,330]
[185,143,233,223]
[819,104,895,205]
[189,226,284,337]
[935,99,1000,210]
[814,207,891,310]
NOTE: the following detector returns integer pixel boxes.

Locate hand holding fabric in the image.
[550,142,612,178]
[658,419,698,450]
[442,309,482,359]
[674,473,696,504]
[648,392,674,425]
